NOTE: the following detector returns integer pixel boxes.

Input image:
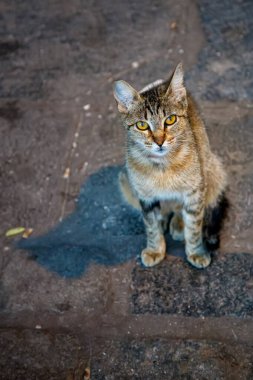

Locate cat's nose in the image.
[153,135,165,147]
[155,140,164,148]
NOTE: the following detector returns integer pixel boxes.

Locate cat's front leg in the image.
[140,199,166,267]
[183,193,211,269]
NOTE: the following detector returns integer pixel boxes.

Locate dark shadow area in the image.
[17,166,229,278]
[18,166,186,278]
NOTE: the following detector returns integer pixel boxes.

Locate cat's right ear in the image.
[113,80,142,113]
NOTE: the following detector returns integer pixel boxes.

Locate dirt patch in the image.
[132,253,253,317]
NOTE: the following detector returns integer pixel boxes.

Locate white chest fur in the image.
[129,167,185,204]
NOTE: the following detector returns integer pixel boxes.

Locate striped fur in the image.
[114,63,227,268]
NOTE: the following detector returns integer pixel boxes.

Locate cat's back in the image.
[187,93,227,205]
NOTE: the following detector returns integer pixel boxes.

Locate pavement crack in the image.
[60,112,83,222]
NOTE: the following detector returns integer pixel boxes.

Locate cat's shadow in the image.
[18,166,185,278]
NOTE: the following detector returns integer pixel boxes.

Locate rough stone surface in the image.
[0,329,86,380]
[91,339,253,380]
[132,254,253,317]
[188,0,253,101]
[0,330,252,380]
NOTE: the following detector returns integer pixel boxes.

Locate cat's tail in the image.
[118,170,141,210]
[203,193,229,250]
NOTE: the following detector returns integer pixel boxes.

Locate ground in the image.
[0,0,253,379]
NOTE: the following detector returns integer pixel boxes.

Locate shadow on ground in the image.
[18,166,185,277]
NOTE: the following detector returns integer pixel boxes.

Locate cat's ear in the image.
[166,63,187,107]
[113,80,142,113]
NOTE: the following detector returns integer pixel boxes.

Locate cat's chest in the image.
[129,167,185,201]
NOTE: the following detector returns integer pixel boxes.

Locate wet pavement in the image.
[0,0,253,379]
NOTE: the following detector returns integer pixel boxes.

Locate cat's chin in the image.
[147,152,168,161]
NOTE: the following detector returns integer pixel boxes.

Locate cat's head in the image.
[113,63,189,163]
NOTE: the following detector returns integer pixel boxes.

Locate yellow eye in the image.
[165,114,177,126]
[136,121,149,131]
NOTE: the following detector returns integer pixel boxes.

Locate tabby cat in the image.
[113,63,227,268]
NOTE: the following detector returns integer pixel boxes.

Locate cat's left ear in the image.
[166,63,187,108]
[113,80,142,113]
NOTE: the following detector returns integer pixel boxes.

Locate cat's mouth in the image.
[147,148,168,160]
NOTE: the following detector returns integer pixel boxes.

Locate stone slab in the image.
[132,253,253,317]
[0,329,252,380]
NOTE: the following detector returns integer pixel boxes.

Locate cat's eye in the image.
[136,121,149,131]
[165,114,177,126]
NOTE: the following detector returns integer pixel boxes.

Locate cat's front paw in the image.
[141,248,166,267]
[187,252,211,269]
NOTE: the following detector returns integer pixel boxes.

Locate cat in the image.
[113,63,227,268]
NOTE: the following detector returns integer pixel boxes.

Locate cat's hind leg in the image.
[170,211,185,241]
[165,203,185,241]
